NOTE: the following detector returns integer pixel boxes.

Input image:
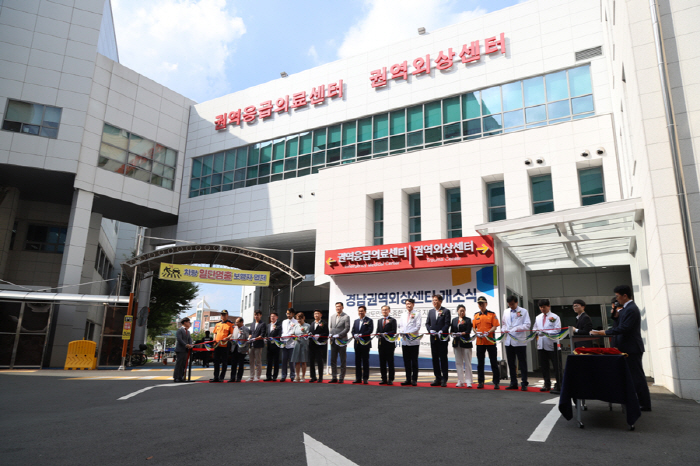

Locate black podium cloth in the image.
[558,355,641,426]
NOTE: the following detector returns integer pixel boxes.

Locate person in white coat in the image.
[502,296,531,391]
[531,298,561,393]
[399,298,423,386]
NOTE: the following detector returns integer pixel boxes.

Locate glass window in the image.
[273,138,285,160]
[3,100,62,139]
[525,105,546,124]
[313,129,327,151]
[407,105,423,131]
[341,145,355,162]
[481,87,502,115]
[425,127,442,145]
[424,101,441,128]
[358,117,372,142]
[285,136,299,157]
[572,95,594,115]
[503,110,524,128]
[579,166,605,206]
[25,225,68,253]
[569,65,592,97]
[342,123,356,145]
[357,142,371,158]
[327,125,341,148]
[531,174,554,214]
[487,181,506,222]
[545,70,569,101]
[502,81,523,111]
[224,150,236,171]
[462,91,481,119]
[129,134,154,159]
[523,76,545,107]
[373,138,388,155]
[390,134,405,152]
[446,187,462,238]
[102,124,128,149]
[212,152,224,173]
[407,130,423,148]
[547,100,571,120]
[299,132,312,154]
[327,148,340,163]
[390,109,405,135]
[408,193,421,242]
[260,141,272,163]
[442,96,461,124]
[483,114,502,133]
[248,146,260,165]
[373,114,388,139]
[443,123,461,141]
[373,198,384,245]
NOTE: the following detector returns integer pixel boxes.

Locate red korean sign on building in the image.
[324,236,494,275]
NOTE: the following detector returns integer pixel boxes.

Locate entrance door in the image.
[0,301,53,368]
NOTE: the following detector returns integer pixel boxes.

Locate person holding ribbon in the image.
[532,299,561,394]
[209,310,234,383]
[291,312,311,383]
[399,298,422,386]
[502,296,531,391]
[308,310,329,383]
[473,296,500,389]
[377,305,397,385]
[230,317,250,383]
[451,305,473,388]
[426,294,451,387]
[329,302,351,384]
[265,312,281,381]
[352,306,374,384]
[280,309,298,382]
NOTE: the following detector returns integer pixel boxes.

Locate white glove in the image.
[315,334,320,338]
[333,334,339,338]
[437,331,442,335]
[430,330,437,334]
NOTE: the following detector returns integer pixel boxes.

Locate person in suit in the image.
[248,310,267,381]
[571,299,593,349]
[592,285,651,411]
[352,306,374,384]
[377,305,397,385]
[451,305,473,388]
[502,296,531,391]
[265,312,282,381]
[329,302,351,383]
[399,298,422,386]
[426,294,451,387]
[473,296,500,389]
[532,299,561,393]
[173,317,193,382]
[280,309,297,382]
[230,317,250,382]
[308,310,329,383]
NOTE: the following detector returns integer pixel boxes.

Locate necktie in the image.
[383,318,387,328]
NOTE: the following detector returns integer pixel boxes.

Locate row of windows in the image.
[2,99,62,139]
[94,244,114,280]
[371,167,605,245]
[98,123,178,190]
[189,65,595,198]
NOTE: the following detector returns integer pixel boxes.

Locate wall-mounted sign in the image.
[159,262,270,286]
[324,236,494,275]
[369,33,506,88]
[215,80,344,131]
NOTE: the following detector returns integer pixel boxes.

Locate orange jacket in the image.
[213,320,234,344]
[473,310,499,346]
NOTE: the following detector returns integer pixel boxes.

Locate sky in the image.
[111,0,521,315]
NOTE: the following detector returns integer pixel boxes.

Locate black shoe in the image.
[540,387,550,392]
[521,385,528,391]
[209,378,220,383]
[441,380,447,387]
[412,381,417,386]
[641,406,652,412]
[505,385,518,390]
[264,378,272,382]
[309,378,318,383]
[363,380,369,385]
[279,378,286,382]
[352,380,362,384]
[401,381,411,386]
[477,383,484,389]
[379,381,387,385]
[338,379,344,384]
[553,384,560,391]
[329,378,338,384]
[387,381,393,386]
[493,384,500,390]
[318,378,323,383]
[430,380,441,387]
[550,389,560,395]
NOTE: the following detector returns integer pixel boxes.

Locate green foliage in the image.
[190,330,206,342]
[146,277,199,339]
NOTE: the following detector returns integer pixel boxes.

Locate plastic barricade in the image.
[64,340,97,370]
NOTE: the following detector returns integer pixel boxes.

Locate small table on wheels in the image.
[558,354,641,430]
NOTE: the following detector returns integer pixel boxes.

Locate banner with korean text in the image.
[329,266,500,369]
[158,263,269,286]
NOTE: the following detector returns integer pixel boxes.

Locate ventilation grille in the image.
[575,46,603,61]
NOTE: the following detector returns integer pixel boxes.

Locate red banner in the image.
[324,236,494,275]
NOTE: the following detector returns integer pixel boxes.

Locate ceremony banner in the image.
[158,263,269,286]
[329,266,499,367]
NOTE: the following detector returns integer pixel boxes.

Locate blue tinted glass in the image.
[464,118,481,135]
[201,155,212,175]
[523,76,545,107]
[192,158,202,177]
[463,91,481,119]
[213,153,224,173]
[483,114,502,132]
[481,87,502,115]
[548,100,571,120]
[569,65,592,97]
[579,167,604,196]
[545,71,569,101]
[488,181,505,207]
[374,114,388,139]
[572,95,594,114]
[525,105,546,123]
[503,110,524,128]
[502,82,523,111]
[531,175,553,202]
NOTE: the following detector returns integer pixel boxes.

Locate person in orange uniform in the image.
[473,296,501,389]
[210,310,234,382]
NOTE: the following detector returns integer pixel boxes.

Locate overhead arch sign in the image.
[159,262,269,286]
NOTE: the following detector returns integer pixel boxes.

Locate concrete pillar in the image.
[50,189,94,366]
[0,187,20,279]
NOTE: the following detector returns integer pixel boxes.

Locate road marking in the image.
[118,383,193,400]
[527,397,561,442]
[304,433,358,466]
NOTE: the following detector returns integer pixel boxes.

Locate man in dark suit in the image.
[265,312,282,381]
[230,317,250,382]
[571,299,593,348]
[308,310,329,383]
[425,294,451,387]
[173,318,193,382]
[248,310,267,381]
[352,305,374,384]
[592,285,651,411]
[377,305,397,385]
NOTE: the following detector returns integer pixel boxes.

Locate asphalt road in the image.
[1,370,699,466]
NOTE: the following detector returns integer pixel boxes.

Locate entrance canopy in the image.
[476,198,644,271]
[121,244,305,288]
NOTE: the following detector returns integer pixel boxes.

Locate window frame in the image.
[486,181,506,222]
[408,192,421,242]
[445,187,462,238]
[2,99,62,139]
[578,166,606,206]
[373,198,384,246]
[530,174,555,214]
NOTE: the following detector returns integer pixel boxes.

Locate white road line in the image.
[139,376,158,379]
[528,397,561,442]
[117,383,194,400]
[304,433,358,466]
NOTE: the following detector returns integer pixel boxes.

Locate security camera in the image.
[298,194,303,198]
[524,158,532,166]
[596,147,605,155]
[536,157,545,165]
[581,150,590,157]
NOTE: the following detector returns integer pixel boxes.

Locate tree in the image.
[146,277,199,339]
